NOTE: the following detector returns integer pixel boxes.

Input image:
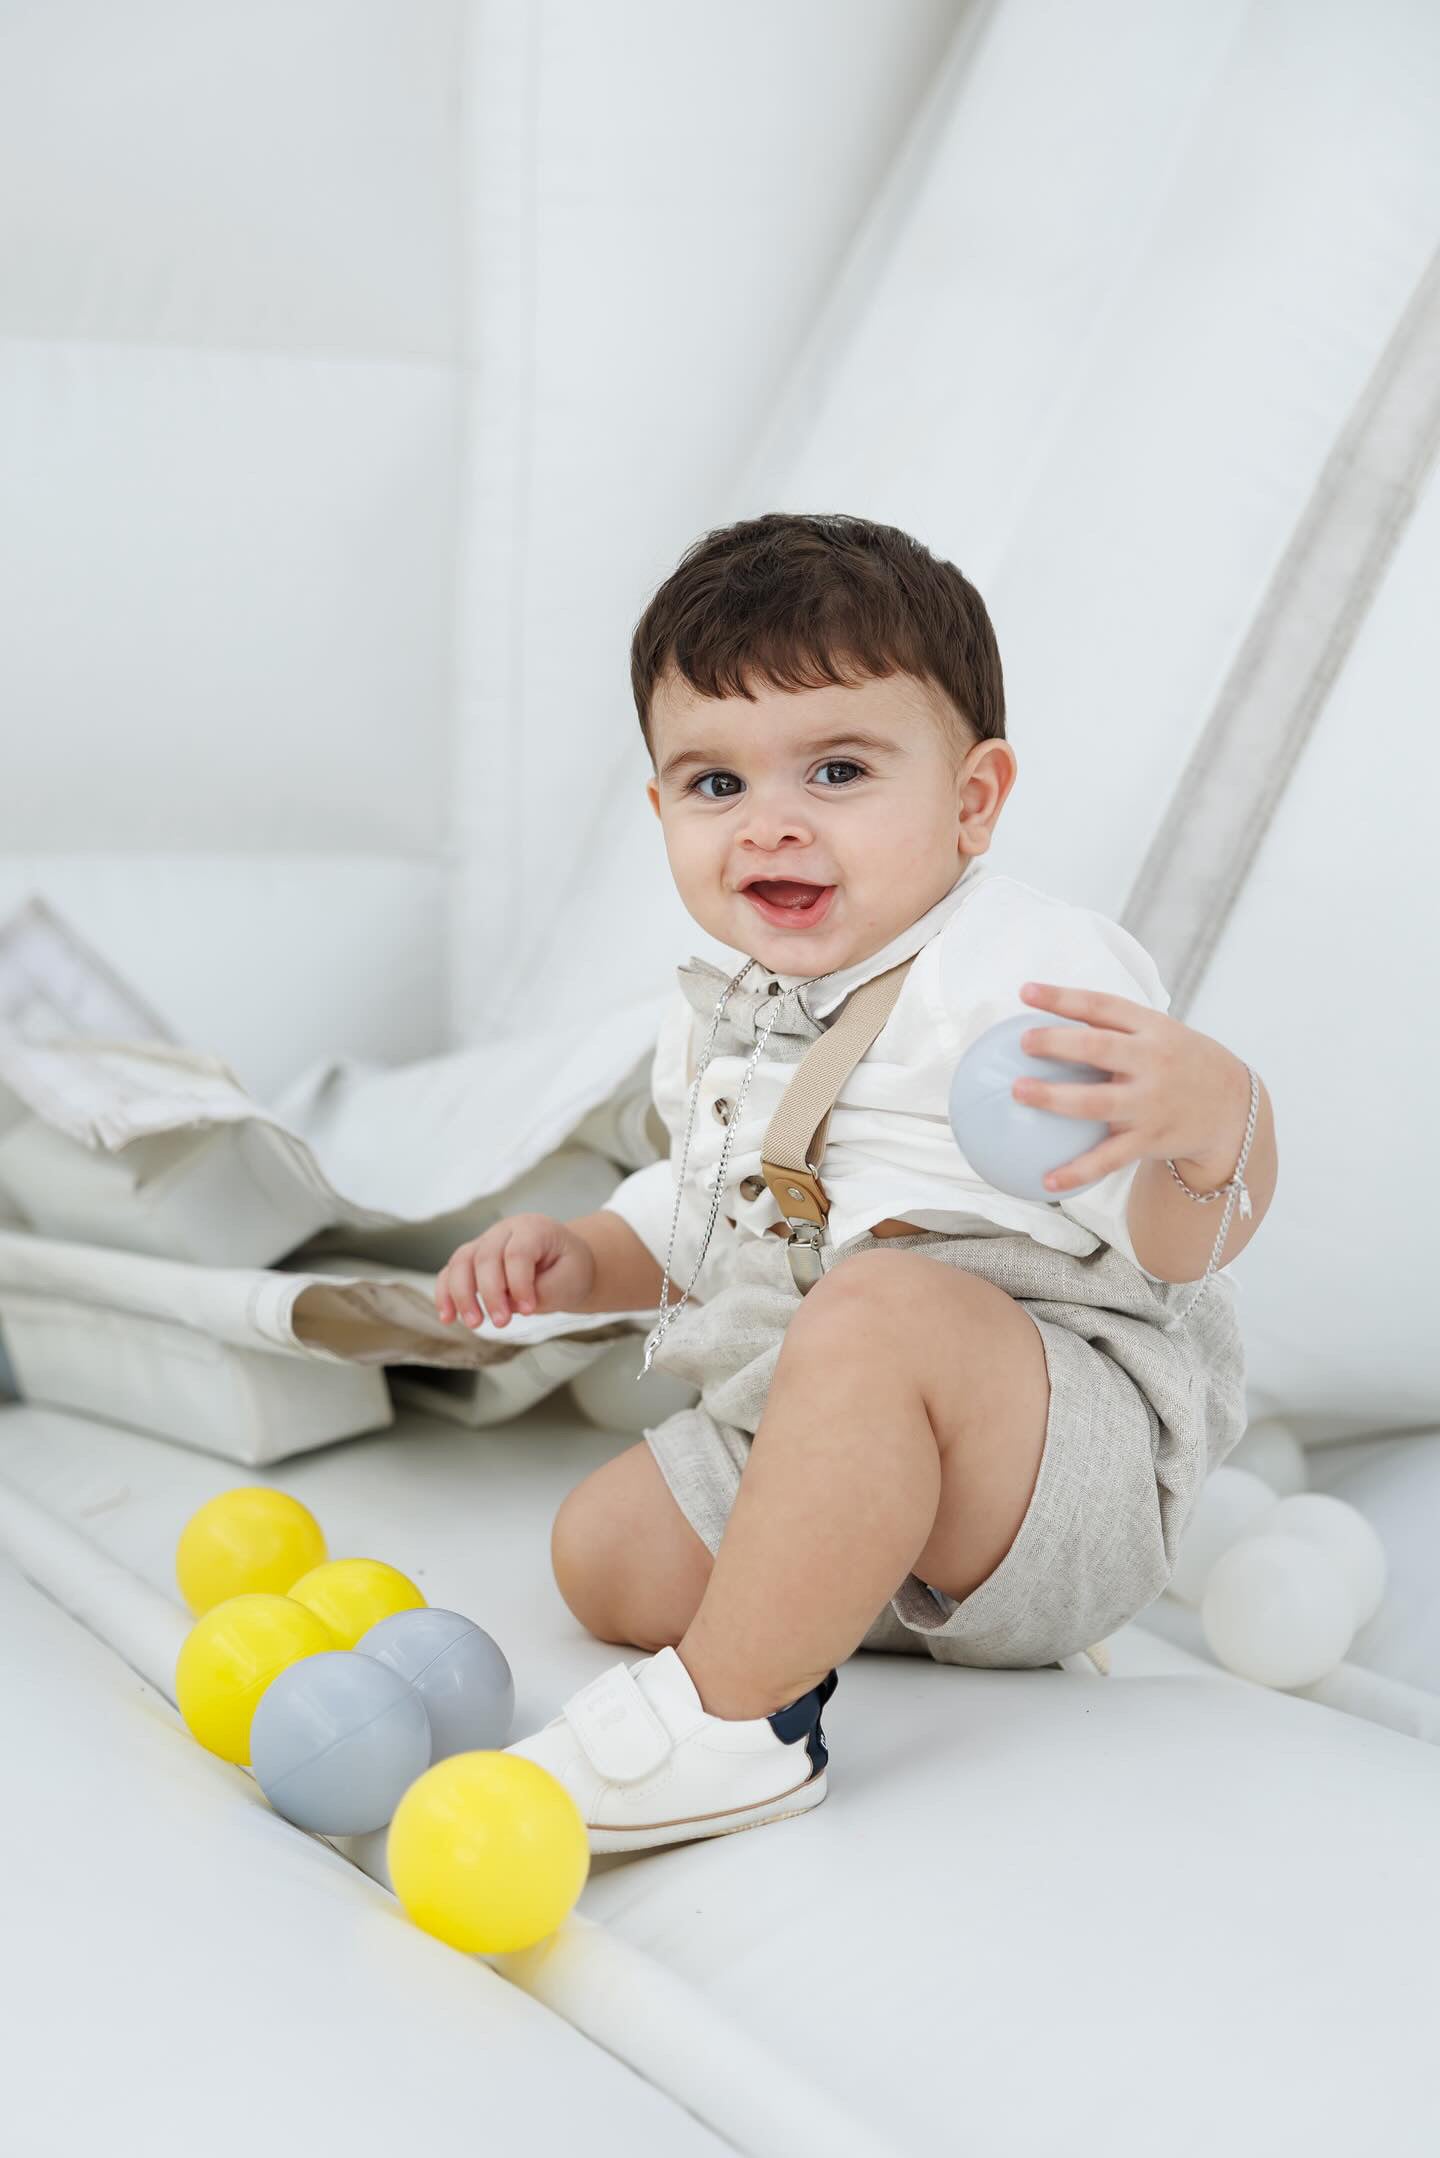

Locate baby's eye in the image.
[688,760,867,800]
[690,771,743,800]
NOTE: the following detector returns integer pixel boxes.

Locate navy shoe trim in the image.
[766,1667,839,1776]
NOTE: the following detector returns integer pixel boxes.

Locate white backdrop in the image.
[3,0,1438,1441]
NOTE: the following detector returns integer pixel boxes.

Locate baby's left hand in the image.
[1012,981,1250,1192]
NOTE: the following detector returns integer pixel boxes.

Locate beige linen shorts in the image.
[640,1222,1248,1669]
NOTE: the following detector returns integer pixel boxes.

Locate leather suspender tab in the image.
[759,1162,829,1228]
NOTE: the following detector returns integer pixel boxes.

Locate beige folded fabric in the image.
[0,897,678,1458]
[0,1229,655,1462]
[0,1229,649,1362]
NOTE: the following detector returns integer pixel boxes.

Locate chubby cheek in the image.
[850,809,942,891]
[852,827,960,936]
[663,821,714,883]
[661,823,729,917]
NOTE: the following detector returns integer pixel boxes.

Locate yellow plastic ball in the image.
[286,1557,425,1648]
[175,1594,336,1764]
[388,1752,590,1955]
[176,1487,327,1616]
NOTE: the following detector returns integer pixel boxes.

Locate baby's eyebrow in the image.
[658,729,900,783]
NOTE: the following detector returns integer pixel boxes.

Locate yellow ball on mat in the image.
[286,1558,425,1648]
[176,1487,327,1616]
[175,1594,335,1764]
[388,1753,589,1955]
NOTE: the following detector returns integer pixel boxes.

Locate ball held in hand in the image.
[949,1013,1113,1202]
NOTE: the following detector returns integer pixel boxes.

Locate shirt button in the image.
[712,1096,731,1124]
[739,1174,765,1201]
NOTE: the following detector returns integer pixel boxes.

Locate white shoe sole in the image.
[587,1765,828,1856]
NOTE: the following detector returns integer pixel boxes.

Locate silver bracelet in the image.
[1159,1063,1261,1330]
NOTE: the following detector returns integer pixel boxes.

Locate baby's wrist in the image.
[1169,1055,1254,1185]
[567,1210,663,1314]
[1168,1140,1241,1189]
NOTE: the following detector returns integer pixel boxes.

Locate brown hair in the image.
[630,511,1005,768]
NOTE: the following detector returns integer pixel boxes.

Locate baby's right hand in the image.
[434,1213,596,1330]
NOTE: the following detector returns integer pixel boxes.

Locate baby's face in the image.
[646,670,1015,977]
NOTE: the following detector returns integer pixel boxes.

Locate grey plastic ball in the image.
[355,1606,514,1759]
[948,1013,1113,1202]
[249,1650,432,1834]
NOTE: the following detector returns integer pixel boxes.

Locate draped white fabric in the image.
[7,0,1430,1434]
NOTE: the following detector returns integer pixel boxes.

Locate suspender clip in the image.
[759,1159,830,1296]
[782,1219,825,1296]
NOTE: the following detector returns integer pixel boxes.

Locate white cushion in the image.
[0,1288,391,1463]
[3,1395,1437,2154]
[0,1550,722,2157]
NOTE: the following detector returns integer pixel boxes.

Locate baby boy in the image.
[435,511,1276,1856]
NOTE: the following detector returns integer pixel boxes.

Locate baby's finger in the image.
[1040,1130,1140,1193]
[1013,1076,1119,1119]
[448,1249,486,1329]
[436,1256,468,1322]
[475,1245,512,1328]
[506,1244,538,1316]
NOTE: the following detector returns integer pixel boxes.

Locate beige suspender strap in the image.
[758,955,916,1293]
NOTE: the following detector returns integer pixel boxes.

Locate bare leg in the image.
[674,1252,1048,1720]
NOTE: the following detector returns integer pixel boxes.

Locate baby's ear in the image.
[645,779,662,819]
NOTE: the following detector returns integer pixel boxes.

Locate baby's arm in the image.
[565,1208,668,1314]
[1125,1059,1277,1283]
[1032,982,1276,1282]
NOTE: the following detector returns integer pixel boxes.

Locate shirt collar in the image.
[769,857,989,1023]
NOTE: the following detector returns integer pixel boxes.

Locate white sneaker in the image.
[503,1646,838,1856]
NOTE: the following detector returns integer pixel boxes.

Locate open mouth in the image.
[741,879,837,930]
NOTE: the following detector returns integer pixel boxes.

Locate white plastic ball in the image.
[570,1334,699,1434]
[1167,1466,1278,1606]
[1267,1493,1387,1629]
[1201,1532,1356,1688]
[1226,1415,1309,1497]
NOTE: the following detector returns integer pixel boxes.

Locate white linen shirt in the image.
[602,855,1173,1300]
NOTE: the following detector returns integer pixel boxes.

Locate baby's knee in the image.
[550,1446,714,1650]
[550,1473,612,1623]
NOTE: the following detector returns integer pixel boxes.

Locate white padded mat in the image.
[4,1397,1437,2155]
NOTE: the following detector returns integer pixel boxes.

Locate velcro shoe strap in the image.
[562,1663,674,1782]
